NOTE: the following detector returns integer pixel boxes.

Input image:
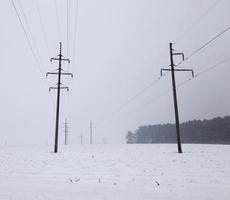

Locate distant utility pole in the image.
[161,43,194,153]
[89,120,95,144]
[64,119,70,145]
[102,137,107,144]
[47,42,73,153]
[79,134,83,145]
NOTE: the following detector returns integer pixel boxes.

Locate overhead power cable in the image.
[11,0,55,104]
[139,1,223,84]
[175,0,222,43]
[11,0,42,73]
[97,2,228,129]
[54,0,61,42]
[193,56,230,79]
[175,56,230,90]
[127,56,230,119]
[96,22,230,128]
[98,55,230,128]
[185,25,230,60]
[96,75,166,127]
[66,0,79,124]
[97,0,222,127]
[126,88,170,116]
[72,0,79,71]
[17,0,42,65]
[66,0,70,58]
[175,25,230,67]
[34,0,51,58]
[65,0,72,123]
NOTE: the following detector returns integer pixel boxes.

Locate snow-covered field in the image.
[0,144,229,200]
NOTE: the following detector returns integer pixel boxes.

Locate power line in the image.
[96,21,230,127]
[132,90,171,114]
[68,0,79,117]
[140,0,222,85]
[182,56,230,85]
[72,0,79,71]
[96,53,230,130]
[124,56,230,120]
[11,0,42,74]
[66,0,70,58]
[17,0,42,65]
[174,55,230,94]
[175,0,222,43]
[95,3,230,132]
[159,57,230,100]
[98,6,230,123]
[11,0,56,105]
[144,1,222,75]
[65,0,73,127]
[175,24,230,67]
[185,25,230,60]
[97,75,165,127]
[34,0,51,58]
[54,0,61,42]
[95,1,223,128]
[95,46,192,128]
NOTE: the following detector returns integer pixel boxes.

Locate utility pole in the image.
[161,43,194,153]
[102,137,107,144]
[47,42,73,153]
[90,120,94,144]
[61,119,71,145]
[79,134,83,145]
[64,119,70,145]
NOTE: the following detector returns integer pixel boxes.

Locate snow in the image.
[0,144,229,199]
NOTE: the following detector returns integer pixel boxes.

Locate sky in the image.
[0,0,230,146]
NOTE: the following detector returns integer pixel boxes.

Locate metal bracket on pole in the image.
[49,86,69,91]
[161,68,194,78]
[46,72,73,77]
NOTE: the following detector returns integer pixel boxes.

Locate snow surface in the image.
[0,144,229,200]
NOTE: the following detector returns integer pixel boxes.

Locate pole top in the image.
[59,42,62,56]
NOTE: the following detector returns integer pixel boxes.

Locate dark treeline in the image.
[126,116,230,144]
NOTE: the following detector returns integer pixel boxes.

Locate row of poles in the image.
[48,42,193,153]
[62,119,91,146]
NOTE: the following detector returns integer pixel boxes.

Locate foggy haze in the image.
[0,0,230,146]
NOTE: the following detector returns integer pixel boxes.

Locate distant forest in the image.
[126,116,230,144]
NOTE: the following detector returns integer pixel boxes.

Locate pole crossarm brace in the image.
[46,72,73,77]
[50,58,70,63]
[161,68,194,77]
[172,52,185,60]
[49,86,69,91]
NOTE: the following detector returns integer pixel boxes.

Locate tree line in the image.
[126,116,230,144]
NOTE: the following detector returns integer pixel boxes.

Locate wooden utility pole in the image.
[64,119,69,145]
[79,134,83,145]
[161,43,194,153]
[47,42,73,153]
[90,120,93,144]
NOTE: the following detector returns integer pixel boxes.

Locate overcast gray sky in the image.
[0,0,230,146]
